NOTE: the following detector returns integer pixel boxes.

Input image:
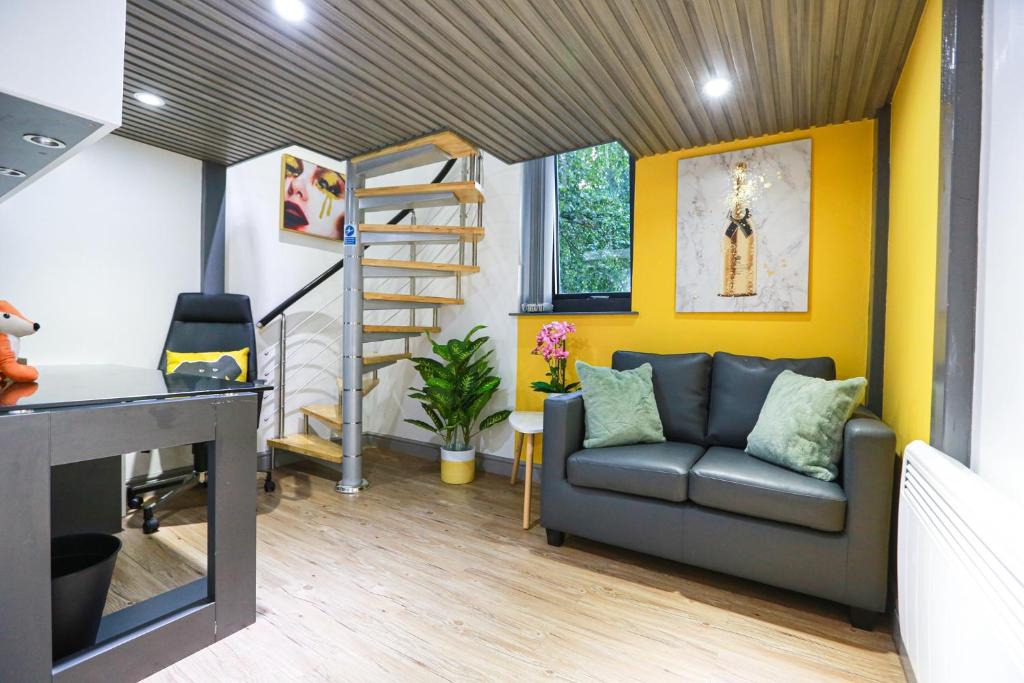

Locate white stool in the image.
[509,411,544,529]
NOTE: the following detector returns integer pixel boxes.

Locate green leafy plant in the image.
[405,325,511,450]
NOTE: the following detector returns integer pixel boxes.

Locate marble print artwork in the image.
[676,139,811,312]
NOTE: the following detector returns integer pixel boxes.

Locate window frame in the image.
[551,143,636,314]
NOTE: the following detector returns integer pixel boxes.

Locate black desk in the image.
[0,365,270,682]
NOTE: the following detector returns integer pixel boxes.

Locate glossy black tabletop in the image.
[0,365,271,413]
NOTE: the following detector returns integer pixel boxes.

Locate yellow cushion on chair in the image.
[165,348,250,382]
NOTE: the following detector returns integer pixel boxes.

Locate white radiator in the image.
[899,441,1024,682]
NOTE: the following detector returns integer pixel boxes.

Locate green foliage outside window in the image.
[555,142,632,294]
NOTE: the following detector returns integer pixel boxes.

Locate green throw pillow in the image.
[576,361,665,449]
[745,370,867,481]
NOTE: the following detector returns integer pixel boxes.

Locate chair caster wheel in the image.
[143,517,160,534]
[264,478,276,493]
[127,495,143,510]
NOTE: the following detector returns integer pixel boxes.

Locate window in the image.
[553,141,634,312]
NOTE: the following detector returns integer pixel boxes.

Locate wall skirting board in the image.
[892,612,918,683]
[365,433,542,483]
[258,433,542,484]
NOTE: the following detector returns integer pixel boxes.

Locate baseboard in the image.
[364,432,542,483]
[892,610,918,683]
[265,433,543,484]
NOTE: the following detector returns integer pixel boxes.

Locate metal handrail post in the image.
[276,315,287,439]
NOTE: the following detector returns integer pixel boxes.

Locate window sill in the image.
[509,310,639,317]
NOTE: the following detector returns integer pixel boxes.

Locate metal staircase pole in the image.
[338,159,368,493]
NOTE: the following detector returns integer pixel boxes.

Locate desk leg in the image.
[522,434,534,530]
[209,396,258,640]
[0,413,52,681]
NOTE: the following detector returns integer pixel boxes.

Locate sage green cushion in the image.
[745,370,867,481]
[576,361,665,449]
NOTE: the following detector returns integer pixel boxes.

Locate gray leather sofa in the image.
[540,351,896,629]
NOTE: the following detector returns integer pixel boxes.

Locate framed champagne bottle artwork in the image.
[675,139,811,313]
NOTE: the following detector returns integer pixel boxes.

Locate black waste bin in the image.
[51,533,122,661]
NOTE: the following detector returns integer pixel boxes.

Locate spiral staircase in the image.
[263,131,484,493]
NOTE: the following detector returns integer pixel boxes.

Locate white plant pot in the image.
[440,446,475,485]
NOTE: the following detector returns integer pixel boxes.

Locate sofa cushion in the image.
[577,361,666,449]
[613,351,712,445]
[707,352,836,449]
[689,447,847,532]
[567,442,705,503]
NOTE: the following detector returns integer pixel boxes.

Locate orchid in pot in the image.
[530,321,580,395]
[406,325,511,484]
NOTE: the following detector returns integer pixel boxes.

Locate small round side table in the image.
[509,410,544,529]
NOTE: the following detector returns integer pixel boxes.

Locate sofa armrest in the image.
[841,415,897,611]
[541,392,584,485]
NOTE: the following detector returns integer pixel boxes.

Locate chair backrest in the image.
[158,293,258,381]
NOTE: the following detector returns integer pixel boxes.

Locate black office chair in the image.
[127,293,272,534]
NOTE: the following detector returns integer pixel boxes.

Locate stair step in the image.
[363,324,440,342]
[356,181,484,212]
[300,403,342,431]
[365,352,412,366]
[267,433,342,464]
[364,292,464,310]
[362,258,479,279]
[359,224,484,245]
[361,352,412,372]
[352,131,476,179]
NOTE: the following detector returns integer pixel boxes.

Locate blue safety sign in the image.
[343,224,357,245]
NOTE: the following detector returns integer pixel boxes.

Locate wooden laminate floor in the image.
[114,448,905,682]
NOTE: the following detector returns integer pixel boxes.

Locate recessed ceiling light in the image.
[0,167,27,178]
[23,133,67,149]
[702,77,732,98]
[273,0,307,22]
[133,91,166,107]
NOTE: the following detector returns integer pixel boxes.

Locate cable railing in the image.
[255,155,462,451]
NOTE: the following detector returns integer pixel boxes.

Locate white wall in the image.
[226,147,521,460]
[972,0,1024,499]
[226,146,346,448]
[0,134,203,478]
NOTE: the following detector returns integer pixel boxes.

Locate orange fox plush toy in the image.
[0,300,40,383]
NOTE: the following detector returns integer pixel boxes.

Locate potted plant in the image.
[529,321,580,396]
[406,325,511,484]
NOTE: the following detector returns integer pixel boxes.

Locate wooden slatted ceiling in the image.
[116,0,924,165]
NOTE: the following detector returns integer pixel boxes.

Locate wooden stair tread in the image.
[356,181,484,205]
[362,258,479,274]
[300,403,342,430]
[365,352,412,365]
[267,433,341,463]
[364,324,440,334]
[359,224,484,241]
[364,292,464,305]
[352,131,476,164]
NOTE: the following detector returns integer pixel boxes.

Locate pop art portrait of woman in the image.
[279,154,346,240]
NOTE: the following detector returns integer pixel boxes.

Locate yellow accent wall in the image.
[883,0,941,453]
[516,121,877,458]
